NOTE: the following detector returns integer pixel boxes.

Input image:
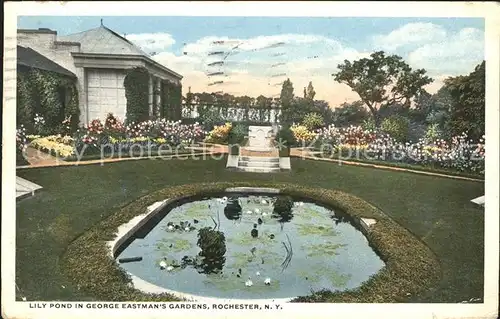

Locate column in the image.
[148,75,153,117]
[155,78,161,117]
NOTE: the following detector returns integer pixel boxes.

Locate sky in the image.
[18,16,485,107]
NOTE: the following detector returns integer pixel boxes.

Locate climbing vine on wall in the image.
[124,67,150,124]
[17,70,36,132]
[161,80,182,121]
[16,67,80,134]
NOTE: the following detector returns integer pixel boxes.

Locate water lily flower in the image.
[159,260,167,269]
[264,278,271,285]
[184,227,190,232]
[256,271,261,276]
[261,199,267,204]
[254,208,260,214]
[246,210,253,215]
[166,266,174,272]
[262,212,268,217]
[167,225,174,231]
[245,278,253,287]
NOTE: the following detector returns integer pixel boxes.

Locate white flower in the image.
[246,210,253,215]
[254,208,260,214]
[245,279,253,287]
[265,278,271,285]
[261,200,267,205]
[159,260,167,269]
[166,266,174,272]
[256,271,261,276]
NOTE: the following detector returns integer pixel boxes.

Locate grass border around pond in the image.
[60,182,441,302]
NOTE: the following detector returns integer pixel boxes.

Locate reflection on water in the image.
[117,194,385,299]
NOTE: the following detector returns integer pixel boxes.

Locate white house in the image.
[17,22,183,125]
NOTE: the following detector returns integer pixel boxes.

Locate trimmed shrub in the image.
[380,115,410,142]
[275,126,296,151]
[124,67,150,124]
[161,80,182,121]
[302,112,325,131]
[424,123,443,142]
[227,123,247,145]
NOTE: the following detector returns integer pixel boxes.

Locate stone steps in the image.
[238,160,280,168]
[235,166,281,173]
[239,156,279,163]
[237,156,281,173]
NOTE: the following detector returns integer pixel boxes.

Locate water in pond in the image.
[116,194,385,299]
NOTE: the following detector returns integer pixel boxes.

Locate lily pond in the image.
[116,194,385,300]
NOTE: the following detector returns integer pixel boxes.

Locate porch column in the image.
[155,78,162,117]
[148,75,153,117]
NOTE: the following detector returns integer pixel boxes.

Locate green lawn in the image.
[15,156,484,302]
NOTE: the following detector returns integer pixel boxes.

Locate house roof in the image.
[58,25,150,56]
[17,45,76,77]
[58,25,182,79]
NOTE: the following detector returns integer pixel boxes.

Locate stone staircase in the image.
[226,125,288,173]
[236,155,280,173]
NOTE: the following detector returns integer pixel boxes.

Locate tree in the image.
[444,61,485,140]
[280,78,294,104]
[306,81,316,100]
[332,101,370,127]
[279,78,295,125]
[332,51,433,127]
[313,100,334,126]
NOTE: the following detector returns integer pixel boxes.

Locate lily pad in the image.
[294,207,332,223]
[303,242,347,257]
[227,229,278,246]
[203,273,281,293]
[328,271,352,288]
[155,238,193,253]
[297,224,339,237]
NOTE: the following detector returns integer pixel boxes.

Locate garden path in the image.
[24,146,63,166]
[17,146,227,169]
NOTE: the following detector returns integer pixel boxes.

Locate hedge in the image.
[60,182,441,302]
[124,67,150,124]
[161,80,182,121]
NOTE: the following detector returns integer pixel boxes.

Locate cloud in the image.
[373,23,447,51]
[133,32,370,106]
[125,32,176,54]
[408,27,484,75]
[126,25,482,107]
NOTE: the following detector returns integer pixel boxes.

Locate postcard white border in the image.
[2,2,499,319]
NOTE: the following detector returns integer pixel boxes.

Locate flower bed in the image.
[74,114,206,157]
[204,122,232,144]
[22,114,207,160]
[16,125,30,166]
[30,135,75,158]
[290,124,317,145]
[311,125,485,175]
